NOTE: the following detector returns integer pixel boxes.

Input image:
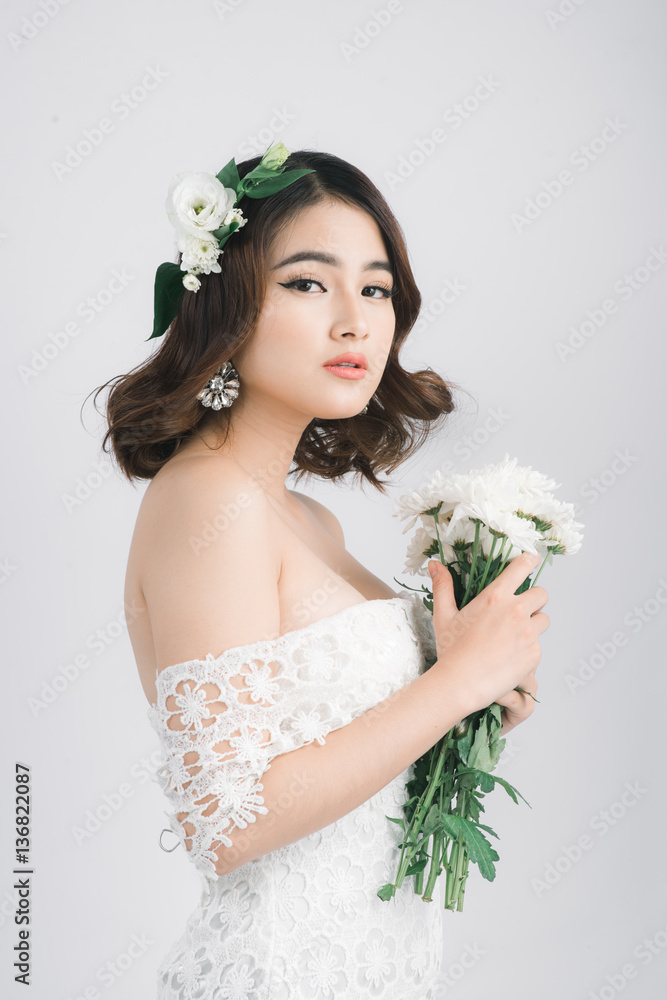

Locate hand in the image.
[428,551,549,717]
[495,667,539,735]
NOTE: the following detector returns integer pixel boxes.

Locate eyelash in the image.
[279,273,397,299]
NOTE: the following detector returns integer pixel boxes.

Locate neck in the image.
[195,397,312,503]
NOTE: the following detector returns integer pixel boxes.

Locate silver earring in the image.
[360,394,375,415]
[196,361,240,410]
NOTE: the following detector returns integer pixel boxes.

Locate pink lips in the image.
[322,352,368,379]
[323,365,367,379]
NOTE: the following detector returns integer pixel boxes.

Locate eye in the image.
[278,274,397,299]
[278,276,325,293]
[362,284,396,299]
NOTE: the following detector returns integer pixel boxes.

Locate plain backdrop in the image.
[2,1,666,997]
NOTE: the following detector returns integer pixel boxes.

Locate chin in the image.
[312,408,366,421]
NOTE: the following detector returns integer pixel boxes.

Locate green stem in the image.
[392,736,448,891]
[432,514,446,564]
[495,534,510,576]
[414,850,426,895]
[476,534,498,592]
[422,830,443,901]
[461,520,481,607]
[529,551,549,587]
[445,788,470,911]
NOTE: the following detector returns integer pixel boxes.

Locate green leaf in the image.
[457,819,499,882]
[209,220,236,242]
[215,157,241,195]
[421,805,442,837]
[439,814,499,881]
[467,795,482,822]
[439,814,464,840]
[478,771,495,794]
[405,857,429,876]
[457,770,478,790]
[241,167,316,198]
[453,723,474,764]
[475,821,500,840]
[488,773,532,808]
[148,262,186,340]
[467,717,495,772]
[486,735,506,770]
[377,883,395,901]
[487,702,504,727]
[385,815,406,831]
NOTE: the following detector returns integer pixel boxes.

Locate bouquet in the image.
[377,454,584,912]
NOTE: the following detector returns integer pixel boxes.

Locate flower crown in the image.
[148,142,315,340]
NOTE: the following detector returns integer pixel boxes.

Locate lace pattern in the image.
[146,591,446,999]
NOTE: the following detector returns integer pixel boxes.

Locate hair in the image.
[89,148,463,494]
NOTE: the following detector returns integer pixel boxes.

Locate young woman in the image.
[96,147,547,999]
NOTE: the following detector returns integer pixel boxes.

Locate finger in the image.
[427,560,458,625]
[495,675,539,707]
[487,551,541,595]
[524,609,550,635]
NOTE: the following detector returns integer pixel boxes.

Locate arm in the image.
[143,465,474,877]
[152,635,474,879]
[219,656,473,875]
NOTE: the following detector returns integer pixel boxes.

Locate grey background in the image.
[2,0,666,997]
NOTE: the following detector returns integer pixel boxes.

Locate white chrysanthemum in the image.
[536,499,585,556]
[182,273,201,292]
[165,171,236,239]
[404,525,439,575]
[178,235,222,276]
[395,453,584,569]
[393,490,435,534]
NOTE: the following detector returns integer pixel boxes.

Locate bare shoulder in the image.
[289,489,345,544]
[129,453,282,671]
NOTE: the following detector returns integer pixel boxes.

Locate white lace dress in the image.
[146,590,446,999]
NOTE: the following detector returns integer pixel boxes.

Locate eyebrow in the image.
[270,250,393,276]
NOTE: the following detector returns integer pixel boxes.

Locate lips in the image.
[322,352,368,369]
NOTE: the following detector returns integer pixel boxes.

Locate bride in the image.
[95,145,547,998]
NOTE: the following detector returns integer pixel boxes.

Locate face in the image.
[230,198,396,423]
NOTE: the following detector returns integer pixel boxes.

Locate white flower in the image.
[182,273,201,292]
[222,207,247,228]
[404,525,438,576]
[397,453,584,574]
[177,234,223,276]
[165,171,236,240]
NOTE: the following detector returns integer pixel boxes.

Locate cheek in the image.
[237,316,309,386]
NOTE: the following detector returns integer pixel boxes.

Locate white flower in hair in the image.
[222,207,247,228]
[165,171,236,239]
[182,273,201,292]
[178,234,223,276]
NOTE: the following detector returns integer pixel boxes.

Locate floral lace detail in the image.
[148,592,445,999]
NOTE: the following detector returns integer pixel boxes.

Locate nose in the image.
[329,284,370,340]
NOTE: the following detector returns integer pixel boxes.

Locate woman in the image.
[96,146,547,998]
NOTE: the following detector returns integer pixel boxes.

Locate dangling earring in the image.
[196,361,240,410]
[360,393,375,415]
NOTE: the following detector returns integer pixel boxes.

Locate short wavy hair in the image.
[91,148,460,493]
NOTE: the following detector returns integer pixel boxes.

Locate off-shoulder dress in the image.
[146,589,446,999]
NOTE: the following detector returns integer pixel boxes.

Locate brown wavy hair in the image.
[89,148,461,493]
